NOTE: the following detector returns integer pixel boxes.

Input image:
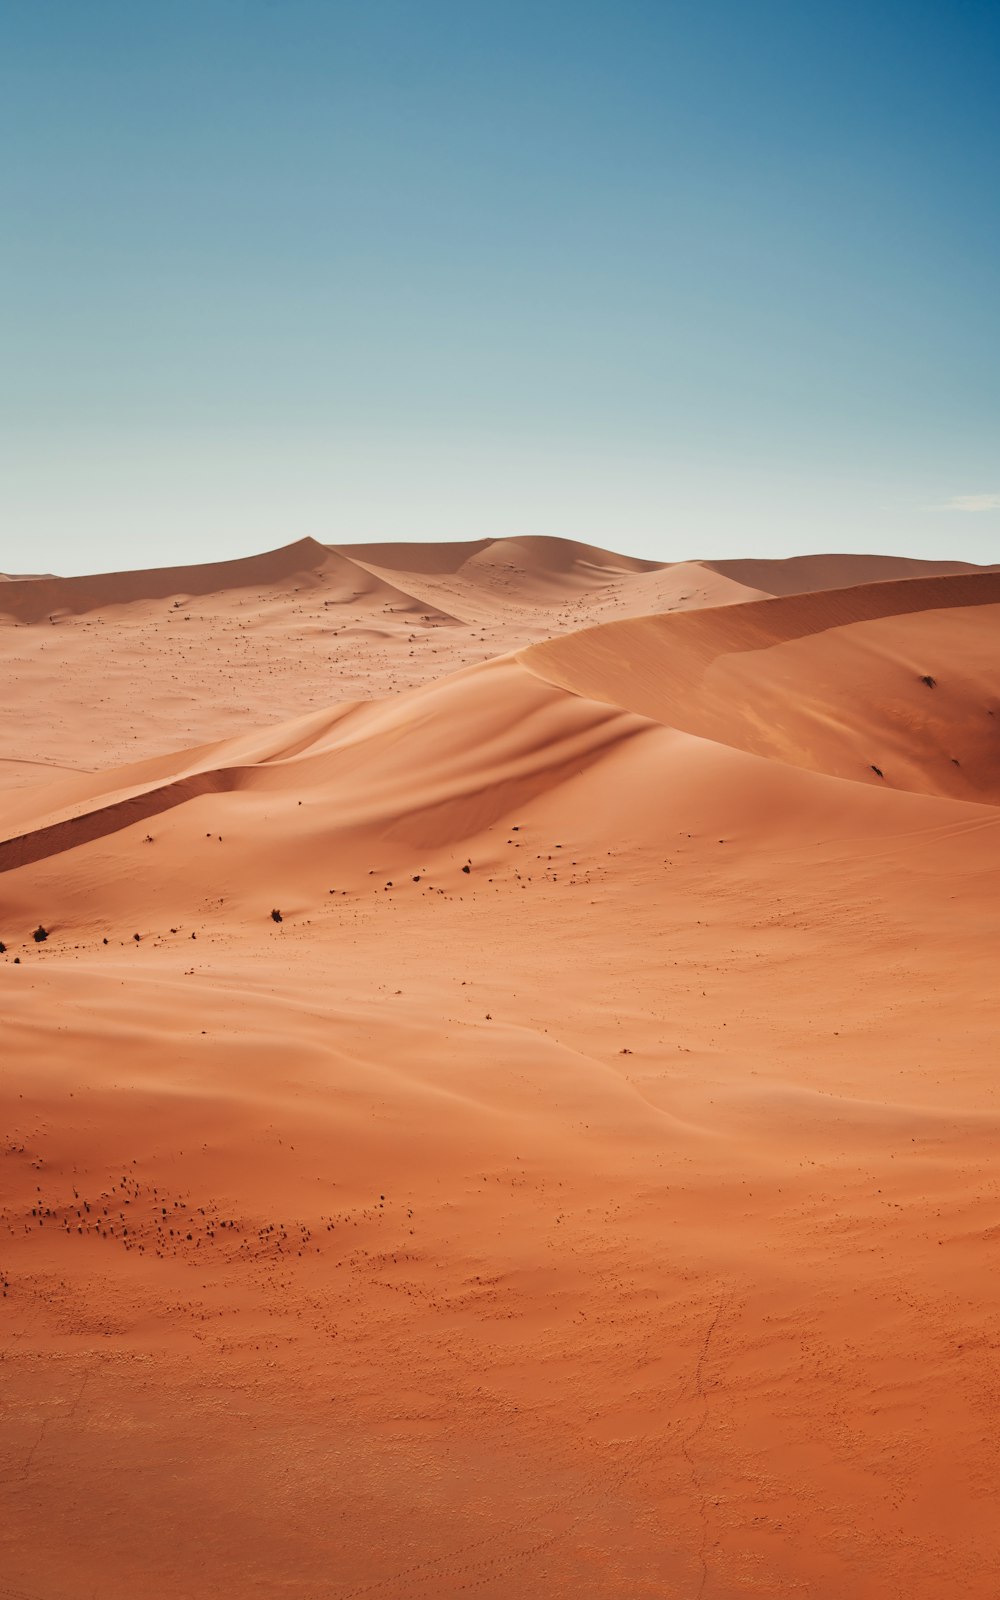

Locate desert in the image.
[2,536,999,1597]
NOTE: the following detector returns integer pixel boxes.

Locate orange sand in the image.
[2,538,999,1598]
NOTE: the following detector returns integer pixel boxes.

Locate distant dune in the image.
[0,536,462,626]
[3,535,999,1599]
[702,549,994,594]
[339,531,664,577]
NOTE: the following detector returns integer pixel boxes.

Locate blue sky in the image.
[2,0,998,572]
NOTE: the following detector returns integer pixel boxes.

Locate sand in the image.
[2,537,998,1598]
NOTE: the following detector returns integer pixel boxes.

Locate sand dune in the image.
[340,532,663,580]
[0,532,661,627]
[702,549,993,595]
[0,538,755,791]
[338,533,673,625]
[3,536,1000,1598]
[0,536,458,626]
[525,569,1000,799]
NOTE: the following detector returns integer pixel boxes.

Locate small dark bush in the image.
[33,925,48,943]
[271,909,283,923]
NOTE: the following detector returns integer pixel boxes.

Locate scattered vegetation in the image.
[32,925,48,943]
[271,908,283,923]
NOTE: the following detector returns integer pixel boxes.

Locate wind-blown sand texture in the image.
[2,537,999,1598]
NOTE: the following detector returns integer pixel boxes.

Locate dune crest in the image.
[523,568,1000,799]
[0,536,460,625]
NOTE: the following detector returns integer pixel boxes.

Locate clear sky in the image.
[2,0,998,574]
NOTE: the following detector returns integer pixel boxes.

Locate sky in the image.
[2,0,998,574]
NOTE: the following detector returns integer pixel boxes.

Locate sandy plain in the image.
[2,535,999,1598]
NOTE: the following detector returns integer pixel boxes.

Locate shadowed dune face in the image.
[0,659,653,889]
[524,571,1000,801]
[0,536,460,626]
[3,537,1000,1599]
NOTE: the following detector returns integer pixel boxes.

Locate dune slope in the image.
[0,537,760,791]
[2,537,999,1600]
[524,569,1000,800]
[0,536,459,625]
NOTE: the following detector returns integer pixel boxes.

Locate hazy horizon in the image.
[3,0,997,574]
[4,519,1000,583]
